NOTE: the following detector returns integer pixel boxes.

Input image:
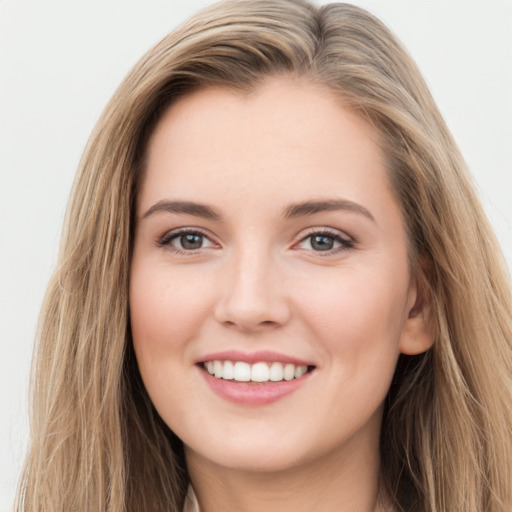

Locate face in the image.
[130,78,431,475]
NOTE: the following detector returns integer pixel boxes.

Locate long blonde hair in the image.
[17,1,512,511]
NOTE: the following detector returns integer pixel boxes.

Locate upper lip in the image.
[197,350,314,367]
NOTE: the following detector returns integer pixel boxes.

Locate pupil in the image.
[311,235,334,251]
[181,234,202,249]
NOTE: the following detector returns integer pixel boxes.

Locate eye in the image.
[159,229,216,252]
[295,229,354,253]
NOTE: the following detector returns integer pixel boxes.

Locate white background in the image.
[1,1,511,510]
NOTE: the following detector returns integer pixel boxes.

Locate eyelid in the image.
[292,227,355,254]
[157,227,220,252]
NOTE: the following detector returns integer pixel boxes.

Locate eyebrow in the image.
[142,200,222,220]
[283,199,375,222]
[142,198,374,223]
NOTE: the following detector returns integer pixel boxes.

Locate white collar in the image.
[183,486,201,512]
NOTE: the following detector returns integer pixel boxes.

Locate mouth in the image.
[201,360,314,383]
[197,351,316,405]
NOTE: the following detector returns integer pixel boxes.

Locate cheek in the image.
[130,262,208,345]
[129,262,214,395]
[297,263,410,360]
[295,266,409,426]
[128,262,213,427]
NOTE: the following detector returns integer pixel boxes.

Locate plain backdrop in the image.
[1,1,511,510]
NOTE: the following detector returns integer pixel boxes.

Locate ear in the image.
[399,270,435,355]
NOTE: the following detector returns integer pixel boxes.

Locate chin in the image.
[184,431,314,474]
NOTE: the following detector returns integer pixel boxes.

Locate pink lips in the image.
[197,350,314,406]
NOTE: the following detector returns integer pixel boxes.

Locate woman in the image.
[16,1,512,511]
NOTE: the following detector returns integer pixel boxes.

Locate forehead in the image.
[138,77,394,220]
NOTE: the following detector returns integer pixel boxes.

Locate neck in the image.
[186,431,390,512]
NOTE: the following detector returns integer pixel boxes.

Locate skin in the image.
[130,77,433,512]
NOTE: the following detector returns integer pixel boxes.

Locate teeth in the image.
[295,365,307,378]
[204,360,309,382]
[283,363,295,381]
[234,362,251,381]
[251,362,269,382]
[214,360,223,378]
[269,362,284,381]
[223,360,234,380]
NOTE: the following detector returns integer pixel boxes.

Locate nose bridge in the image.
[215,240,289,330]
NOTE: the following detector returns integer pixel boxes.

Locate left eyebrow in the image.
[142,200,222,220]
[283,199,375,222]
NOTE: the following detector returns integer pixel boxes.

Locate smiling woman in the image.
[130,81,433,507]
[15,1,512,512]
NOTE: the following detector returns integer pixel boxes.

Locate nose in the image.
[214,247,291,332]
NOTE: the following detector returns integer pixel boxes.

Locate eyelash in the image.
[294,228,355,256]
[157,228,215,255]
[157,227,355,256]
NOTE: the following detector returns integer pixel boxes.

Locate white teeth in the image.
[283,363,295,381]
[295,365,307,378]
[234,361,251,381]
[204,360,309,382]
[269,362,284,381]
[251,362,270,382]
[214,360,223,378]
[223,360,234,380]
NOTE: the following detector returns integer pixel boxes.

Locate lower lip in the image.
[199,368,312,406]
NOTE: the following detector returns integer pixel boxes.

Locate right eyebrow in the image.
[142,200,222,221]
[283,199,375,223]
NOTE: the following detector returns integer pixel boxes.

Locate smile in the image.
[198,353,316,405]
[203,360,310,383]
